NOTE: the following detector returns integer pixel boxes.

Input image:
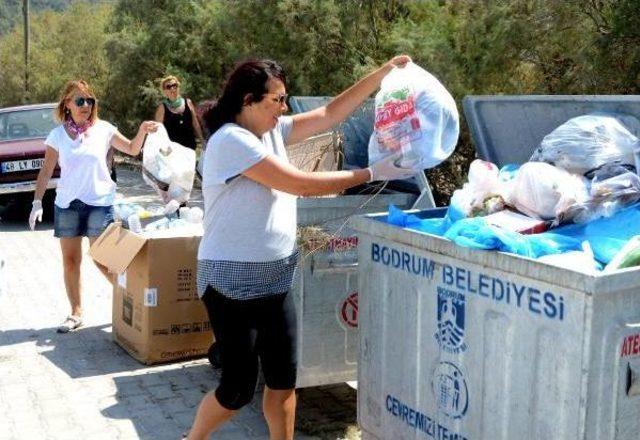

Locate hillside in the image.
[0,0,105,35]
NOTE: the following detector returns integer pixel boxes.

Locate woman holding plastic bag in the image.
[28,79,159,333]
[187,56,416,440]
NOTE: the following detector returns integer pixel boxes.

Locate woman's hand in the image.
[386,55,412,69]
[138,120,160,135]
[28,199,43,231]
[112,121,160,156]
[367,152,417,182]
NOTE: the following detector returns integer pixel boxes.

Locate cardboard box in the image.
[90,223,212,364]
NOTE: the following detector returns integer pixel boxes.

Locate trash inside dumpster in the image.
[354,96,640,440]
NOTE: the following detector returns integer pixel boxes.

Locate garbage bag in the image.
[386,205,582,258]
[142,124,196,208]
[549,203,640,264]
[530,113,640,175]
[368,62,459,170]
[508,162,589,220]
[603,235,640,272]
[449,159,509,217]
[560,171,640,224]
[443,217,582,258]
[537,242,601,273]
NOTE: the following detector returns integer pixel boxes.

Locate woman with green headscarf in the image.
[155,75,204,150]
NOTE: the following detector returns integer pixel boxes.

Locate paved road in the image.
[0,166,358,440]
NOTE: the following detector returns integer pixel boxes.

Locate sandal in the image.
[57,315,83,333]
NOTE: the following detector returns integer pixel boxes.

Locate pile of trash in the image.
[114,201,203,237]
[387,112,640,273]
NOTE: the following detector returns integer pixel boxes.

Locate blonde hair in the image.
[54,80,98,123]
[160,75,181,89]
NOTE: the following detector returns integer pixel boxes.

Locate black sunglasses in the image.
[164,83,179,90]
[74,97,96,107]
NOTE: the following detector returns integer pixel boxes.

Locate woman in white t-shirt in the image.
[188,57,415,440]
[28,79,159,334]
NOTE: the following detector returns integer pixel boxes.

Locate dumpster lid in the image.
[463,95,640,167]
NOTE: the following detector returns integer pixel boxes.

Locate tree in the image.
[0,2,112,106]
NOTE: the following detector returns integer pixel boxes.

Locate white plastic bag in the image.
[530,113,640,175]
[507,162,589,220]
[142,124,196,208]
[449,159,507,217]
[538,242,600,273]
[368,62,459,170]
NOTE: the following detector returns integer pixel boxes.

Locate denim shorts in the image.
[54,199,114,238]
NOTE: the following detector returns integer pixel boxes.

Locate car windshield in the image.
[0,107,57,141]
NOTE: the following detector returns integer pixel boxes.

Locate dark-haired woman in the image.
[29,79,158,333]
[188,56,414,440]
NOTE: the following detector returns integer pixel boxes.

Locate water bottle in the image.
[127,214,142,234]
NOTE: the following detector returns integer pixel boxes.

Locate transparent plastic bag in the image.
[559,171,640,224]
[530,113,640,175]
[507,162,590,220]
[449,159,507,217]
[142,124,196,208]
[368,62,459,170]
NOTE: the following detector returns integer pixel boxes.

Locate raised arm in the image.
[287,55,411,144]
[110,121,159,156]
[154,104,164,123]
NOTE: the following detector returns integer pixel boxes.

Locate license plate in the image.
[1,158,44,173]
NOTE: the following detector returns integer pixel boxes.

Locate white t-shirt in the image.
[198,117,296,262]
[45,120,118,208]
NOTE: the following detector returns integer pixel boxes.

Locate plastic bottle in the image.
[179,207,190,219]
[164,199,181,215]
[127,214,142,234]
[144,217,170,231]
[186,207,204,223]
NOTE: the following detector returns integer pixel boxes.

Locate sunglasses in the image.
[264,93,288,105]
[164,83,179,90]
[74,97,96,107]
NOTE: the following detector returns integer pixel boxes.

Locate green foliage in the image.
[0,2,112,106]
[1,0,639,202]
[0,0,101,35]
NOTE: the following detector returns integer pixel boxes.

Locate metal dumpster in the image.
[289,96,437,387]
[353,95,640,439]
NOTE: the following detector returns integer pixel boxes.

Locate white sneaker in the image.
[57,315,83,333]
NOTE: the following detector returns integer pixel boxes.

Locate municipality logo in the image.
[432,361,469,419]
[434,287,467,354]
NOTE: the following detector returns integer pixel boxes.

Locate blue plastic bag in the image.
[386,203,640,263]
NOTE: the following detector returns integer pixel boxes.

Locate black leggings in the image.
[201,287,298,410]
